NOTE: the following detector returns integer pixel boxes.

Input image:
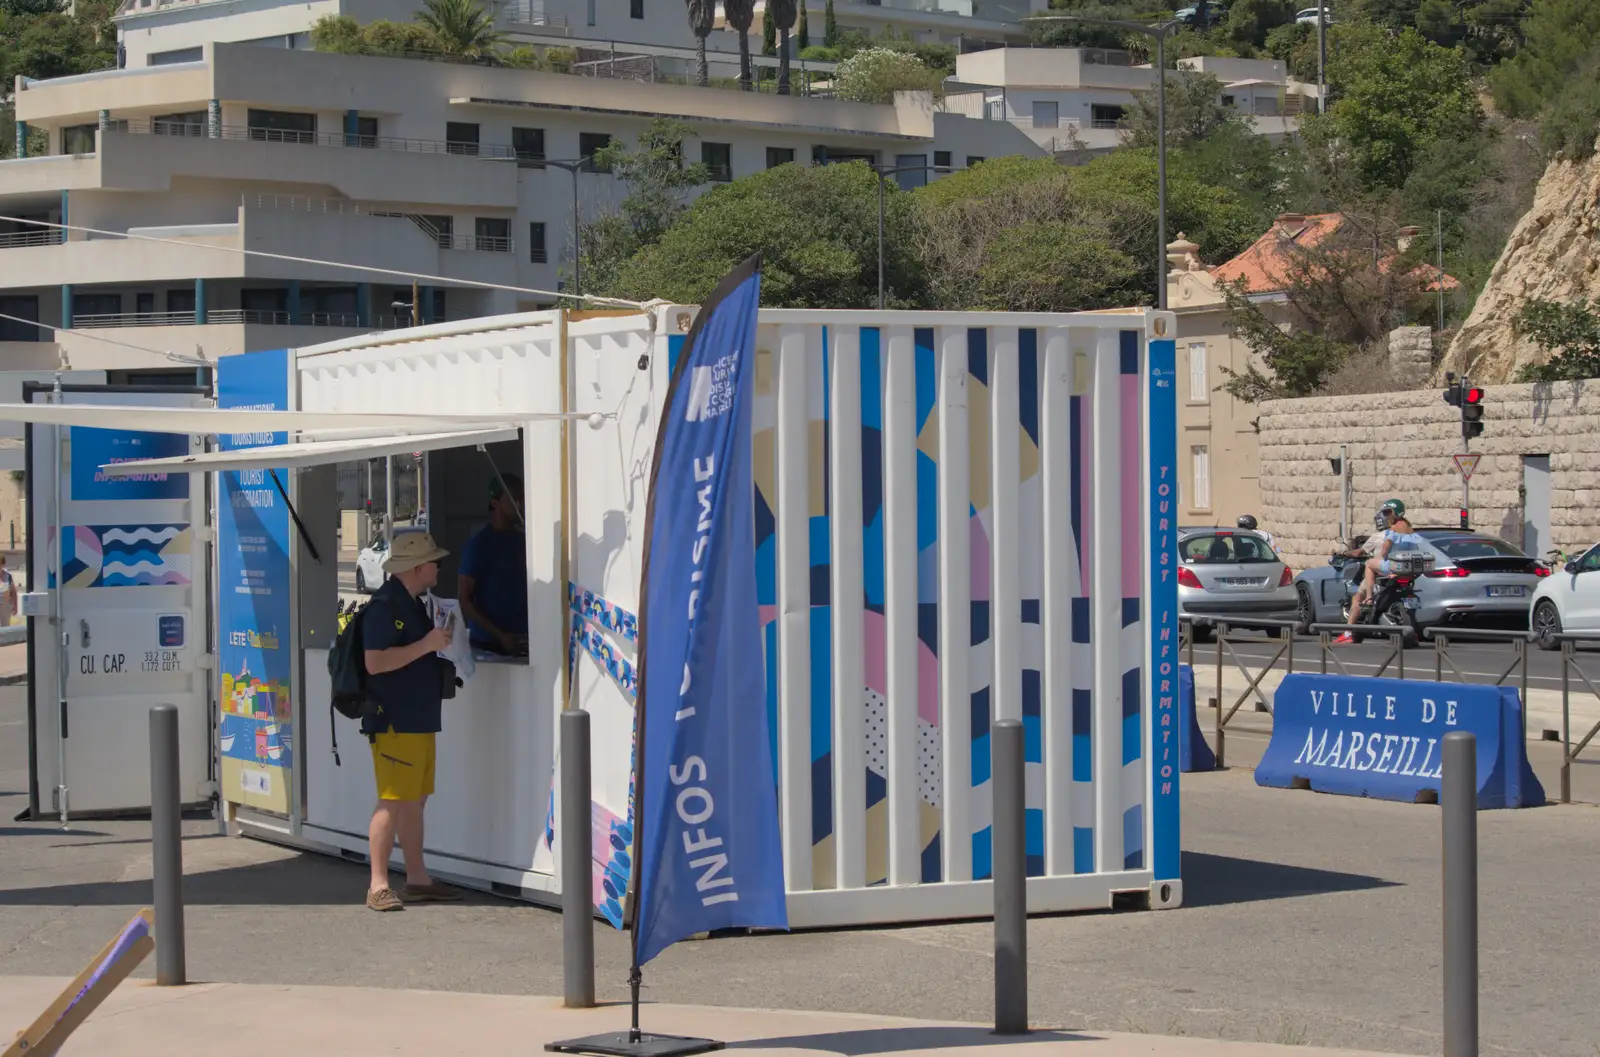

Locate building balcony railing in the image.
[117,118,525,160]
[0,229,64,249]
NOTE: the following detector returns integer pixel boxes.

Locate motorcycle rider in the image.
[1237,514,1277,553]
[1351,498,1423,616]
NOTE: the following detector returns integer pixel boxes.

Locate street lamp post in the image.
[1024,15,1181,311]
[531,158,596,297]
[872,161,953,311]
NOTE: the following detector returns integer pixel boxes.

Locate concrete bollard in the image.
[560,709,596,1008]
[149,705,186,986]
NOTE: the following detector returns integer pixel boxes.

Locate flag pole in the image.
[547,257,767,1057]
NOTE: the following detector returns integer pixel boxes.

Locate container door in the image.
[29,386,211,818]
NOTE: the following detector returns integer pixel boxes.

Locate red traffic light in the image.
[1465,387,1484,404]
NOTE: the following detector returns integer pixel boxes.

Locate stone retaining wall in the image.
[1258,380,1600,572]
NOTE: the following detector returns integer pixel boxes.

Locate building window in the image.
[61,125,96,155]
[580,132,613,171]
[1031,101,1059,129]
[513,127,546,167]
[135,292,156,315]
[1090,104,1126,130]
[74,292,122,323]
[0,296,40,342]
[417,215,454,247]
[701,141,732,182]
[1188,341,1207,402]
[529,222,548,263]
[247,109,317,144]
[353,116,379,147]
[432,288,446,322]
[1191,446,1210,510]
[933,150,951,169]
[966,155,986,167]
[630,0,644,16]
[446,122,481,156]
[766,146,795,168]
[167,288,195,314]
[894,153,928,190]
[1221,94,1235,107]
[153,111,206,137]
[472,217,511,251]
[148,46,203,65]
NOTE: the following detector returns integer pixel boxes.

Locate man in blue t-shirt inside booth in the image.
[458,472,528,656]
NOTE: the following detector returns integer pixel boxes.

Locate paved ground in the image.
[0,977,1398,1057]
[3,684,1599,1056]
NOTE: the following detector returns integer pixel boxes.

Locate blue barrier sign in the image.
[1178,665,1215,772]
[1257,674,1544,808]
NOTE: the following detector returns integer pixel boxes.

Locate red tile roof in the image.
[1210,213,1458,294]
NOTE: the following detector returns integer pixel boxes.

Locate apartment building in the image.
[1,41,1041,371]
[945,48,1318,154]
[114,0,1045,77]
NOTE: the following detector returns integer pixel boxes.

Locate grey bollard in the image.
[149,705,186,986]
[1442,732,1478,1057]
[560,709,596,1008]
[991,718,1028,1035]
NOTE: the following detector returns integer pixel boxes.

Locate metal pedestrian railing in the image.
[1555,634,1600,804]
[1182,617,1299,768]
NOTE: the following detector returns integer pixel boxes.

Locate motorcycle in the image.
[1338,550,1434,645]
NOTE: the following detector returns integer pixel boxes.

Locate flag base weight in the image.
[546,1032,725,1057]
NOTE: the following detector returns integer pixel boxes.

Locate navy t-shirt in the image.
[361,578,444,735]
[459,525,528,649]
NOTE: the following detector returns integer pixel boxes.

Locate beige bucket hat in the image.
[382,531,450,574]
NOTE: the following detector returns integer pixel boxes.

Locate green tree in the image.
[1514,298,1600,380]
[1120,72,1239,149]
[0,7,115,88]
[1222,0,1293,50]
[1217,211,1437,400]
[1489,0,1600,139]
[831,46,943,103]
[580,121,711,294]
[686,0,714,85]
[602,162,924,307]
[769,0,798,94]
[1308,25,1483,192]
[724,0,756,89]
[1026,0,1137,50]
[414,0,501,56]
[0,0,64,14]
[823,0,837,46]
[797,0,810,51]
[973,223,1141,311]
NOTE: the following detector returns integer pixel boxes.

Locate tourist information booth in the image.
[16,305,1184,929]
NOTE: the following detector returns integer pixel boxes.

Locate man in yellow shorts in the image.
[361,531,459,911]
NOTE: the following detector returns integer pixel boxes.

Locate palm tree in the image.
[415,0,502,57]
[768,0,797,94]
[724,0,756,90]
[686,0,714,86]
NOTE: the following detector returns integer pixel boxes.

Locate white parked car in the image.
[1296,6,1332,22]
[1530,543,1600,649]
[354,527,426,594]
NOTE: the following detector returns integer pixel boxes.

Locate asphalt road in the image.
[3,685,1599,1056]
[1190,628,1600,694]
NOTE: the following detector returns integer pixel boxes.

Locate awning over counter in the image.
[98,427,523,477]
[0,402,571,437]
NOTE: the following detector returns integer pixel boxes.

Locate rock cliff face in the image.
[1438,142,1600,384]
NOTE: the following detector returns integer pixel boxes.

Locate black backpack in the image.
[327,603,372,766]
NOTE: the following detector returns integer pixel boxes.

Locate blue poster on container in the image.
[215,349,294,814]
[70,427,190,502]
[631,254,787,967]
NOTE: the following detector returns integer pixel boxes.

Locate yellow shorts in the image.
[370,731,436,802]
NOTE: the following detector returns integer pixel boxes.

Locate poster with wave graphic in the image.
[55,525,193,589]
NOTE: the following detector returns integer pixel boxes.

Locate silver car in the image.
[1405,529,1546,631]
[1176,528,1297,640]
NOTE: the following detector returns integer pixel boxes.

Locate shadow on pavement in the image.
[0,826,111,838]
[732,1028,1092,1054]
[1180,851,1399,907]
[0,850,523,908]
